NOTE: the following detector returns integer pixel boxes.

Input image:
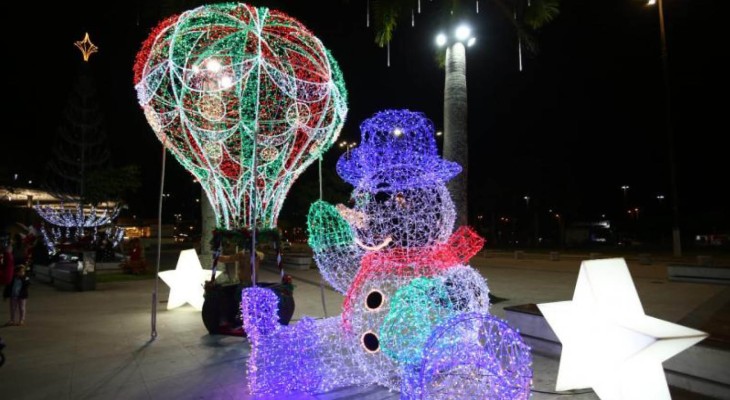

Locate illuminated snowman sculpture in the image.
[241,110,532,399]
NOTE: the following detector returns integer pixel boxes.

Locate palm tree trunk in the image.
[200,187,216,267]
[444,42,469,228]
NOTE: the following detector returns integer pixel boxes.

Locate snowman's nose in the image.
[336,204,367,228]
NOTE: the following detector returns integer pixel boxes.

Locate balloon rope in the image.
[151,142,166,340]
[318,155,327,317]
[319,156,323,200]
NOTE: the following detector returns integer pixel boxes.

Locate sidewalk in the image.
[0,252,723,399]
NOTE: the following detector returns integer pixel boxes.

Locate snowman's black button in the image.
[361,331,380,353]
[366,290,384,310]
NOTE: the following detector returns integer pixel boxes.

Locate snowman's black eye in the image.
[374,191,390,203]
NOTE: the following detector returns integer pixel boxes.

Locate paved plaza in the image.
[0,250,725,399]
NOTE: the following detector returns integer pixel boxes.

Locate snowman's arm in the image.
[307,200,364,294]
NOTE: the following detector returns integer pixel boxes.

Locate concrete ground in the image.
[0,250,724,399]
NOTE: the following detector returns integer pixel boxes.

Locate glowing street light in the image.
[455,25,472,41]
[339,140,356,158]
[620,185,630,207]
[647,0,682,257]
[435,24,475,47]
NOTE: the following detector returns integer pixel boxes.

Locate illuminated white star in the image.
[538,258,707,400]
[159,249,221,310]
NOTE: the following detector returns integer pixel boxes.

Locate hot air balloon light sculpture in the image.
[134,3,347,230]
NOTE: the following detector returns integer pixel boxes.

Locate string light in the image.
[134,3,348,229]
[307,200,364,294]
[242,110,530,398]
[35,203,123,254]
[415,313,533,399]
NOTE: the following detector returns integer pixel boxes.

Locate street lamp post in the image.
[648,0,682,257]
[437,24,475,228]
[339,140,356,158]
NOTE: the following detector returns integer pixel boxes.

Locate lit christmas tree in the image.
[44,65,110,201]
[36,34,125,254]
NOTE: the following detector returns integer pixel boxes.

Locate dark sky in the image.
[4,0,727,236]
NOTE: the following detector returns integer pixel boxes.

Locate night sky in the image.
[4,0,726,240]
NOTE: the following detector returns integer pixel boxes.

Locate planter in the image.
[281,253,312,270]
[202,281,295,336]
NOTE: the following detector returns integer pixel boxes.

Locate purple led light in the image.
[336,109,461,191]
[413,312,533,399]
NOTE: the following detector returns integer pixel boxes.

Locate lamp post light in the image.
[620,185,630,210]
[648,0,682,257]
[339,140,356,158]
[437,23,475,227]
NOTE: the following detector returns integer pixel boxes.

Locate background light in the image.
[435,33,447,46]
[467,37,476,47]
[455,25,471,41]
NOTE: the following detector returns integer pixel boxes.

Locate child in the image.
[3,265,30,326]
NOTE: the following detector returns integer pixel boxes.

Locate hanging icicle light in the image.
[515,11,523,71]
[35,203,121,228]
[367,0,370,27]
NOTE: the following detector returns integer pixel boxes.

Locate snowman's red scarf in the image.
[342,226,485,331]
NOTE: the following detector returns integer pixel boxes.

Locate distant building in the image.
[565,220,614,247]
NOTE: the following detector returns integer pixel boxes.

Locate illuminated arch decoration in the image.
[241,110,529,398]
[35,203,124,254]
[134,3,347,229]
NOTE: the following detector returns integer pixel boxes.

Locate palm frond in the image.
[372,0,413,47]
[524,0,560,30]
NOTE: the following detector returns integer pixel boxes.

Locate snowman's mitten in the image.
[307,200,364,294]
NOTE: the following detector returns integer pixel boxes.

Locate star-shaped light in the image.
[159,249,221,310]
[74,32,98,62]
[538,258,707,400]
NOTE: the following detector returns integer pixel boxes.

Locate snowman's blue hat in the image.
[336,109,461,192]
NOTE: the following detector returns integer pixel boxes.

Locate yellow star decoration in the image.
[74,32,98,62]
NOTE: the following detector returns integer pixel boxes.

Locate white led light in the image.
[455,25,471,41]
[538,258,708,399]
[206,58,221,72]
[159,249,221,310]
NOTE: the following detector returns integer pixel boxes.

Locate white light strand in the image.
[243,110,531,398]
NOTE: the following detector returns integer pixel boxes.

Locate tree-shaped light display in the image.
[241,110,532,398]
[134,3,347,229]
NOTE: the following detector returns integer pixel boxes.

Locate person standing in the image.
[4,265,30,326]
[1,243,14,289]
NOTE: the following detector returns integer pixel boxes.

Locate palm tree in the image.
[370,0,559,227]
